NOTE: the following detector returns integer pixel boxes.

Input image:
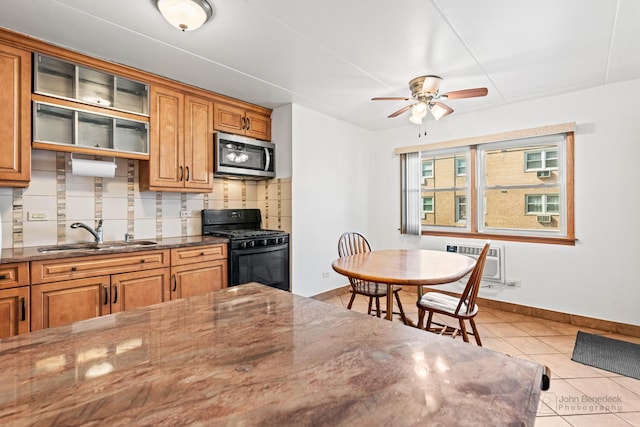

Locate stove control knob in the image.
[262,239,268,246]
[241,241,248,249]
[249,241,255,248]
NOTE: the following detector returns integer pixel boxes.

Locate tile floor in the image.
[321,290,640,426]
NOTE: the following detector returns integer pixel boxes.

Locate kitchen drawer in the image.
[0,262,29,290]
[170,244,227,266]
[30,250,170,284]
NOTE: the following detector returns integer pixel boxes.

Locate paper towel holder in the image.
[70,153,117,178]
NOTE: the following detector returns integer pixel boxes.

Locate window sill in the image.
[421,230,576,246]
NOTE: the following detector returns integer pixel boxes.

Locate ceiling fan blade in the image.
[388,104,415,118]
[429,102,454,120]
[371,97,412,101]
[441,88,488,99]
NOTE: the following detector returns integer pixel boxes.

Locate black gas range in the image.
[202,209,290,291]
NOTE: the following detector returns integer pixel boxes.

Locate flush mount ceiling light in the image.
[156,0,213,32]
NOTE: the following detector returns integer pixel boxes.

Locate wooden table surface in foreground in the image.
[0,282,544,426]
[332,249,477,320]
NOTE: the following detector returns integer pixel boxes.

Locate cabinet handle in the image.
[71,267,77,272]
[20,297,26,322]
[140,259,145,264]
[0,274,6,280]
[179,166,184,182]
[172,274,177,292]
[113,284,118,304]
[185,166,190,182]
[103,286,109,305]
[241,117,246,130]
[246,117,250,130]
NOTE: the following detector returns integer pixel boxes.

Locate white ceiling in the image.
[1,0,639,131]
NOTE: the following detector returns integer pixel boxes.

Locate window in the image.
[422,196,434,213]
[455,158,467,176]
[422,160,433,179]
[419,150,469,229]
[399,126,575,245]
[456,196,467,222]
[525,194,559,214]
[525,149,558,171]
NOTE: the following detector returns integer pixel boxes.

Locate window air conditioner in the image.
[421,212,427,220]
[445,243,504,283]
[537,215,552,223]
[537,170,551,178]
[422,177,428,185]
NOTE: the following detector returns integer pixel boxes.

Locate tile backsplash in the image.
[0,149,292,249]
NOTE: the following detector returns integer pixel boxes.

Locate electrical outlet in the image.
[180,210,189,218]
[322,272,330,279]
[28,212,49,221]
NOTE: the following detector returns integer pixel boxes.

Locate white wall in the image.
[272,104,293,178]
[367,78,640,326]
[290,104,374,296]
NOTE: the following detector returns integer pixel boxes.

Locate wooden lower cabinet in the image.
[31,276,110,331]
[171,260,227,299]
[111,268,170,313]
[0,286,29,338]
[0,261,30,337]
[30,268,170,330]
[26,245,225,331]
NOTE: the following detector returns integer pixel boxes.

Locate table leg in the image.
[386,284,394,321]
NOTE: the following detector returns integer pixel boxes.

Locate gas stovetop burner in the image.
[209,229,286,239]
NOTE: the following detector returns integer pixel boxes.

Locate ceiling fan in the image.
[372,75,488,124]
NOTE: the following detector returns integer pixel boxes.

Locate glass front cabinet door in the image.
[32,54,150,158]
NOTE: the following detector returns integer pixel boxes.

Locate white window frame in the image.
[422,196,434,213]
[420,148,470,233]
[525,194,560,215]
[524,149,559,171]
[422,159,434,179]
[455,157,467,176]
[477,134,567,238]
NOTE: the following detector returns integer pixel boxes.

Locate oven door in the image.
[229,243,290,291]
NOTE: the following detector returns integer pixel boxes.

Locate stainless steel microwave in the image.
[214,132,275,180]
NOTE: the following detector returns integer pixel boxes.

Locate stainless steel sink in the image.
[37,240,158,253]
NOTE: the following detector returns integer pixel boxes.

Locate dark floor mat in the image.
[571,331,640,379]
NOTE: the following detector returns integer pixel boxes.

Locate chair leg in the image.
[426,312,434,331]
[459,319,470,343]
[394,291,408,325]
[417,308,425,329]
[469,318,482,346]
[375,297,381,318]
[367,297,373,315]
[347,292,356,310]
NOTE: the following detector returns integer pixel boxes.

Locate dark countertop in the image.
[0,235,229,264]
[0,282,544,426]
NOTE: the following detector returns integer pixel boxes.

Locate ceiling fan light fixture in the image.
[409,114,423,125]
[429,103,449,120]
[156,0,213,32]
[411,101,428,117]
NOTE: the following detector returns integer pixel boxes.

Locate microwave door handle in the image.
[264,147,271,172]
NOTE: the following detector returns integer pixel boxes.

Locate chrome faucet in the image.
[70,219,104,244]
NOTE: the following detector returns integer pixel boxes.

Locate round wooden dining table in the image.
[331,249,476,322]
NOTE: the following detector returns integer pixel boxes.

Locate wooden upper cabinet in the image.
[0,43,30,187]
[184,94,214,190]
[214,103,271,141]
[140,85,213,192]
